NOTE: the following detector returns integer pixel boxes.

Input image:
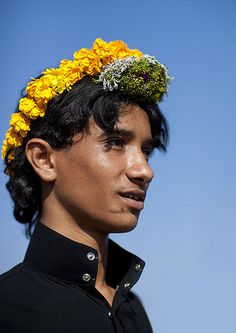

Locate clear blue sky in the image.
[0,0,235,332]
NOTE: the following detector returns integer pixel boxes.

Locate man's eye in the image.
[105,138,125,148]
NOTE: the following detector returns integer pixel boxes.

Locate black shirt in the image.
[0,223,153,332]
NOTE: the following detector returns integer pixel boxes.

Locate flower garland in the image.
[2,38,171,161]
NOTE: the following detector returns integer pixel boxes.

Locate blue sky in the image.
[0,0,235,332]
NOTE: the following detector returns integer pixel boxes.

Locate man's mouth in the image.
[118,190,146,210]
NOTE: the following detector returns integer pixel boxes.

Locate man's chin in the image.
[109,214,139,234]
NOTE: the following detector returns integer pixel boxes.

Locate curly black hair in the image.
[4,76,169,237]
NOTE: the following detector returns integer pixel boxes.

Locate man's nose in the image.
[125,152,154,185]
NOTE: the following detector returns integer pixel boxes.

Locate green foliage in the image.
[119,58,170,103]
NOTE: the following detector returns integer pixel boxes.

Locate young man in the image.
[0,38,171,332]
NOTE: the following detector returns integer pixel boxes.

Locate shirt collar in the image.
[23,222,145,293]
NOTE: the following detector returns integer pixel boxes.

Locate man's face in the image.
[53,104,154,234]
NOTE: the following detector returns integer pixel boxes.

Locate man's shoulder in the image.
[0,263,29,307]
[127,290,143,303]
[127,291,153,330]
[127,291,149,315]
[0,263,24,284]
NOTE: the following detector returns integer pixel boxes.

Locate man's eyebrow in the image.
[99,128,155,147]
[98,128,133,140]
[105,128,134,138]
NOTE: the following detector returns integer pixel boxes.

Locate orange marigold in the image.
[10,112,31,137]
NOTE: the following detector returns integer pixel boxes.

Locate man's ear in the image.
[26,139,57,182]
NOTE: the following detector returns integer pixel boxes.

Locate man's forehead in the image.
[82,104,153,141]
[115,106,152,137]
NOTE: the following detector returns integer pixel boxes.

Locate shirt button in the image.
[108,311,112,319]
[135,263,142,271]
[124,282,131,288]
[82,273,91,282]
[87,252,96,261]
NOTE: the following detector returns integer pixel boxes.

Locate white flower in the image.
[97,57,137,91]
[142,54,158,65]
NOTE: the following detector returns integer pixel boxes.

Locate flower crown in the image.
[2,38,172,161]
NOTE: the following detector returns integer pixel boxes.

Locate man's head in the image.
[2,39,170,236]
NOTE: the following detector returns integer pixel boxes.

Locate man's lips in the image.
[118,190,146,210]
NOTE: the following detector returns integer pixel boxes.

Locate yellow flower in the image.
[129,49,143,58]
[73,48,91,60]
[43,68,66,94]
[2,139,15,162]
[73,48,102,75]
[59,59,84,88]
[108,40,129,56]
[10,112,31,137]
[1,139,8,159]
[2,128,23,159]
[26,77,55,108]
[92,38,115,65]
[109,40,143,59]
[19,98,45,119]
[5,127,24,147]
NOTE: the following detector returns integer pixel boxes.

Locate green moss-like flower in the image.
[96,55,172,104]
[119,56,171,103]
